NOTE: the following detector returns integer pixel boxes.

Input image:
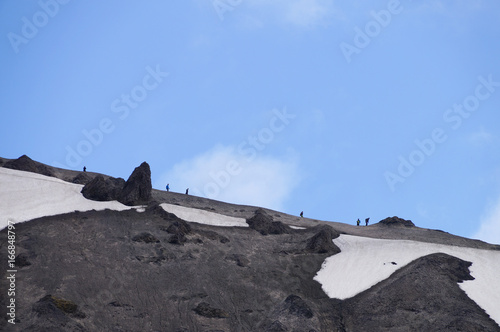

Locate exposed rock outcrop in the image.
[247,208,290,235]
[131,232,159,243]
[81,162,151,206]
[81,175,123,201]
[33,295,85,318]
[379,216,415,227]
[193,302,230,319]
[118,162,152,206]
[305,225,341,254]
[15,253,31,267]
[71,172,92,185]
[3,155,54,177]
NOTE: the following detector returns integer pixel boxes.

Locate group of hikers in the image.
[357,218,370,226]
[299,211,370,226]
[166,183,189,195]
[164,185,370,226]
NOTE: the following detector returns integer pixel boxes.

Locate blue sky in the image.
[1,0,499,244]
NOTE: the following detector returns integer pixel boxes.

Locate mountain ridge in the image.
[1,155,499,331]
[1,155,498,250]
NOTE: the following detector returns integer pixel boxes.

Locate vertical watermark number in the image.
[6,220,17,324]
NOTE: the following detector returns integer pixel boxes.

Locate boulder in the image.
[118,162,152,206]
[81,175,121,201]
[379,216,415,227]
[165,220,191,245]
[33,295,84,317]
[305,225,341,254]
[247,209,290,235]
[71,172,92,185]
[192,302,229,319]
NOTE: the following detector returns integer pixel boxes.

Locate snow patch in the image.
[0,167,134,229]
[290,225,306,230]
[160,203,248,227]
[314,235,500,325]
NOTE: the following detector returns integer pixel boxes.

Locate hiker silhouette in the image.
[365,218,370,226]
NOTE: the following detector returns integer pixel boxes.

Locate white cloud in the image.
[284,0,333,27]
[472,197,500,245]
[156,145,300,211]
[244,0,340,28]
[468,127,494,145]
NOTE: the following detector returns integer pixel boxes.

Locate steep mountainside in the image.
[1,155,499,331]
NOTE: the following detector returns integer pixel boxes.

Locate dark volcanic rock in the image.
[168,233,187,245]
[81,175,122,201]
[225,254,250,267]
[147,203,181,222]
[247,208,290,235]
[3,155,54,177]
[379,216,415,227]
[71,172,92,185]
[15,253,31,267]
[305,225,341,254]
[165,220,192,236]
[118,162,152,206]
[33,295,84,318]
[193,302,229,319]
[80,162,150,205]
[196,229,230,244]
[30,294,87,332]
[131,232,159,243]
[282,295,314,319]
[164,220,192,245]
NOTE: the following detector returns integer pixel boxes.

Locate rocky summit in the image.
[1,155,499,332]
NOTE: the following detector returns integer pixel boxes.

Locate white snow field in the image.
[0,167,133,230]
[160,203,248,227]
[315,234,500,325]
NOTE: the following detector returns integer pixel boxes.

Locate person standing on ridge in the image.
[356,219,360,226]
[185,188,189,195]
[300,211,304,218]
[166,183,170,192]
[83,166,86,172]
[365,218,370,226]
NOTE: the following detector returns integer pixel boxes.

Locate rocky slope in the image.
[1,155,499,331]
